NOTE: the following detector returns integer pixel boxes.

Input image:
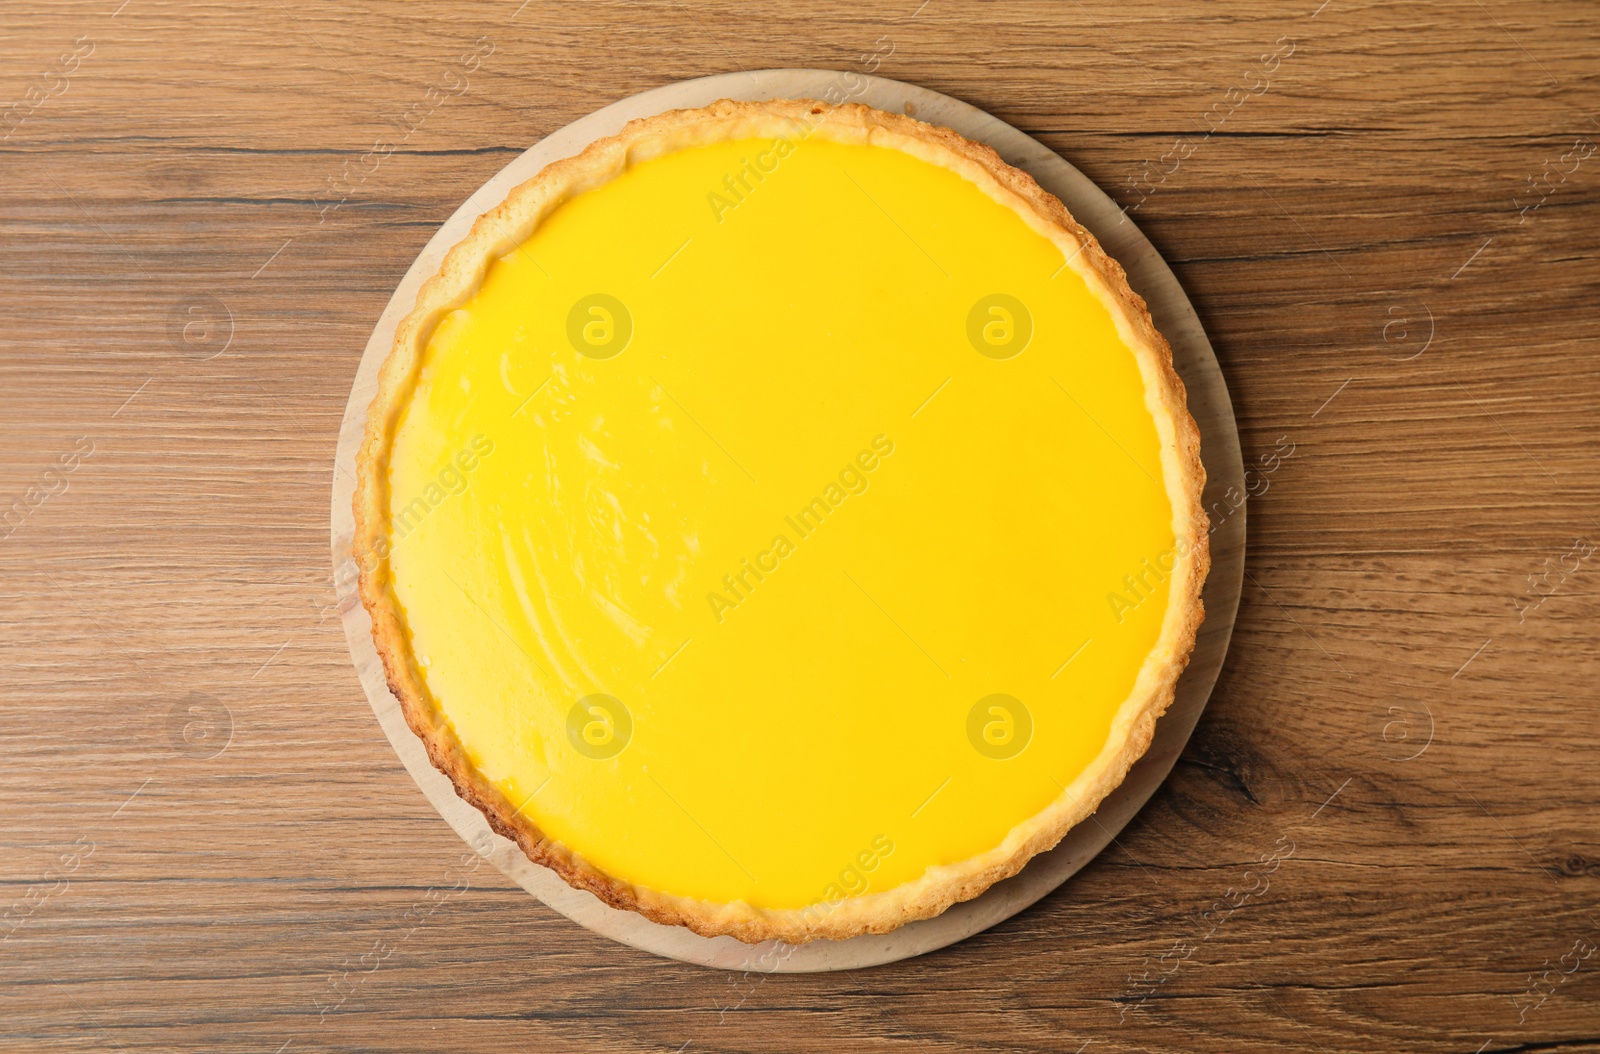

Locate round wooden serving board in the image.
[331,69,1245,972]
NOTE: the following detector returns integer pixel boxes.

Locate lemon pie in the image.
[355,99,1208,943]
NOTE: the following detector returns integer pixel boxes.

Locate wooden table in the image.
[3,2,1597,1051]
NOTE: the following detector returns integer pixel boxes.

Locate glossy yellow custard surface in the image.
[384,135,1174,910]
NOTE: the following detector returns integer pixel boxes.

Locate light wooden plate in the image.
[331,69,1244,972]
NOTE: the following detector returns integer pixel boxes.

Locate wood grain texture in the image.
[1,1,1597,1051]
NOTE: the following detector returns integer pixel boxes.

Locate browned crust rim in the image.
[353,98,1209,944]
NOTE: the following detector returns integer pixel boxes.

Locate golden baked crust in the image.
[353,98,1209,944]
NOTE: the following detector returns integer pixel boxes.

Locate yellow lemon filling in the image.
[385,135,1173,910]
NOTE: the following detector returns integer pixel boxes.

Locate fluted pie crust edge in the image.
[353,98,1210,944]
